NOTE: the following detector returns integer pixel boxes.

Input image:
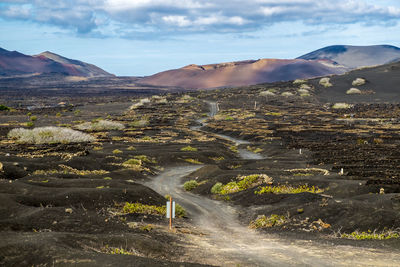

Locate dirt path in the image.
[145,102,400,266]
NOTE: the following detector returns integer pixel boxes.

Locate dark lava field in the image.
[1,63,400,266]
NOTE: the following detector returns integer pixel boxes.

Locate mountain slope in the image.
[298,45,400,69]
[35,51,113,77]
[140,58,346,89]
[0,47,113,77]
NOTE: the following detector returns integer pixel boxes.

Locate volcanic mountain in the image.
[140,44,400,89]
[298,45,400,69]
[0,47,113,77]
[139,58,346,89]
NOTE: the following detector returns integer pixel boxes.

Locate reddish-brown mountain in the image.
[139,58,346,89]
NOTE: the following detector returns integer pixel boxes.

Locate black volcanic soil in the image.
[1,65,400,265]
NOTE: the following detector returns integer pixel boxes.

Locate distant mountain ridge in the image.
[0,47,113,77]
[298,45,400,69]
[140,44,400,89]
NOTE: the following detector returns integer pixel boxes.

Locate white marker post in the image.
[166,196,175,230]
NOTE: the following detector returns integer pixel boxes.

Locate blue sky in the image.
[1,0,400,76]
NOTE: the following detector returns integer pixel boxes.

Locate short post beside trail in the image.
[166,196,175,230]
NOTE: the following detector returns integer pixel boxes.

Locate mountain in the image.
[34,51,112,77]
[298,45,400,69]
[139,58,346,89]
[0,47,113,77]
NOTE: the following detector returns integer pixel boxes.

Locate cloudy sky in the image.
[1,0,400,76]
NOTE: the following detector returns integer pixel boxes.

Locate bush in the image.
[319,77,332,87]
[181,146,197,152]
[0,104,10,111]
[281,92,294,97]
[76,120,125,131]
[183,180,199,191]
[346,88,362,95]
[30,116,37,121]
[293,79,306,85]
[249,214,287,228]
[8,126,94,144]
[211,182,223,194]
[259,90,275,97]
[332,103,353,109]
[352,78,366,86]
[255,184,323,195]
[112,149,123,154]
[26,122,35,128]
[218,174,273,195]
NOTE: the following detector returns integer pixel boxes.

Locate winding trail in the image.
[145,102,400,266]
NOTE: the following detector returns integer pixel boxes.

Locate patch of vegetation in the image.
[210,156,224,161]
[26,121,35,128]
[181,146,198,152]
[8,126,94,144]
[255,184,323,195]
[183,158,203,164]
[293,79,306,85]
[229,145,238,153]
[319,77,332,87]
[332,103,353,109]
[0,104,10,111]
[56,112,62,117]
[265,112,282,116]
[216,174,273,195]
[122,202,165,215]
[33,165,109,176]
[281,92,294,97]
[127,146,136,151]
[341,230,400,240]
[249,214,287,228]
[121,202,186,218]
[246,146,263,153]
[346,88,362,95]
[122,158,142,167]
[112,149,123,154]
[259,90,275,97]
[132,155,156,164]
[352,78,366,86]
[183,180,199,191]
[76,120,125,131]
[103,245,137,255]
[225,116,234,121]
[211,182,223,194]
[93,146,103,151]
[130,119,149,127]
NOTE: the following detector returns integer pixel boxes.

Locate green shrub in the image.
[211,182,223,194]
[8,126,94,144]
[112,149,123,154]
[123,158,142,166]
[30,116,37,121]
[134,155,156,163]
[122,202,165,215]
[250,214,287,228]
[181,146,197,152]
[183,180,199,191]
[255,184,323,195]
[218,174,273,195]
[293,79,306,85]
[319,77,332,87]
[26,121,35,128]
[0,104,10,111]
[346,88,361,95]
[332,103,353,109]
[341,230,400,240]
[352,78,366,86]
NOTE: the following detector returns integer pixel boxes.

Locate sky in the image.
[1,0,400,76]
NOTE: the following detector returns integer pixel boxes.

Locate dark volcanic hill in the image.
[298,45,400,69]
[0,47,113,77]
[310,59,400,103]
[140,58,346,89]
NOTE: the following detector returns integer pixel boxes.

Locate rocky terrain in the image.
[1,58,400,265]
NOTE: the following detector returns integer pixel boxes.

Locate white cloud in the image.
[0,0,399,37]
